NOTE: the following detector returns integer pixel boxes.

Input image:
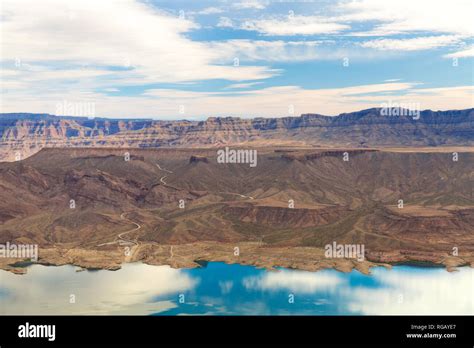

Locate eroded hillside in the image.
[1,147,473,273]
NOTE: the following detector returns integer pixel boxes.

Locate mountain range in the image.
[0,108,473,274]
[1,108,473,161]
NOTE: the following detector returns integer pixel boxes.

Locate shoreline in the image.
[1,242,472,275]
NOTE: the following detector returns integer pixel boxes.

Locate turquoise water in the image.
[0,262,472,315]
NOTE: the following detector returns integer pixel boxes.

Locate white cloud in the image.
[143,89,220,99]
[1,0,473,118]
[0,0,275,89]
[241,15,349,36]
[336,0,474,37]
[209,40,325,62]
[3,82,472,119]
[360,35,461,51]
[226,82,263,89]
[235,0,473,38]
[232,0,269,10]
[209,39,386,64]
[197,7,224,15]
[234,0,473,56]
[444,46,474,58]
[217,16,234,28]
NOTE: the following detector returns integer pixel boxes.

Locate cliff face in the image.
[1,108,473,161]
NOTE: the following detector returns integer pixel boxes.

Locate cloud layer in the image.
[1,0,473,118]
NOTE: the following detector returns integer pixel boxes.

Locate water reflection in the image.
[242,269,344,293]
[0,262,472,315]
[345,266,474,315]
[0,263,198,314]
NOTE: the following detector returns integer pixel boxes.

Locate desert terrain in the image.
[1,146,472,274]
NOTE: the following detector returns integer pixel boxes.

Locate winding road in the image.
[156,163,173,174]
[218,191,255,200]
[156,162,255,200]
[117,212,140,246]
[97,161,255,255]
[156,163,173,186]
[118,212,141,262]
[96,211,140,250]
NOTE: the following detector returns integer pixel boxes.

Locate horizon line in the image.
[1,107,472,122]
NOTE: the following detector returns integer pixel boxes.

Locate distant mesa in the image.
[1,108,473,162]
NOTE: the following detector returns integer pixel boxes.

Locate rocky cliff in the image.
[1,108,473,161]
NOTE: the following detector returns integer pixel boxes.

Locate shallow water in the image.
[0,262,472,315]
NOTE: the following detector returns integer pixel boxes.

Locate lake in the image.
[0,262,472,315]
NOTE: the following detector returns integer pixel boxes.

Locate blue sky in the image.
[1,0,473,119]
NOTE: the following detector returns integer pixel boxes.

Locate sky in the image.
[0,0,473,119]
